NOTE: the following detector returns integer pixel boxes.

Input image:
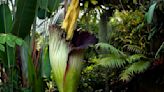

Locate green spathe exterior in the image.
[49,25,97,92]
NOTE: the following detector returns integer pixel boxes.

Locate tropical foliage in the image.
[0,0,164,92]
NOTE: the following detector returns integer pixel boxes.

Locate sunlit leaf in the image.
[127,54,146,63]
[0,44,5,52]
[39,0,48,10]
[90,0,98,5]
[6,35,16,47]
[99,55,126,68]
[0,34,6,44]
[15,38,23,46]
[84,1,89,8]
[120,61,150,81]
[0,33,24,47]
[12,0,38,38]
[147,2,157,24]
[0,4,12,33]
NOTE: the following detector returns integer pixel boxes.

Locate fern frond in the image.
[127,54,147,63]
[155,42,164,58]
[96,43,126,56]
[120,61,150,81]
[123,44,144,54]
[98,54,126,68]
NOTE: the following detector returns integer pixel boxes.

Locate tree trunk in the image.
[99,12,108,43]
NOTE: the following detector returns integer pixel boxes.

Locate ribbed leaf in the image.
[0,34,6,44]
[12,0,38,38]
[120,61,150,81]
[0,44,5,52]
[99,54,126,68]
[127,54,146,63]
[0,4,12,33]
[96,43,125,56]
[39,0,48,10]
[0,33,24,47]
[147,2,157,24]
[48,0,61,12]
[124,44,144,54]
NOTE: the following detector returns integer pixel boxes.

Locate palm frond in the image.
[120,61,150,81]
[96,43,126,56]
[123,44,144,54]
[98,54,126,68]
[127,54,147,63]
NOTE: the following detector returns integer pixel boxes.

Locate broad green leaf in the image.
[12,0,38,38]
[0,4,12,33]
[0,44,5,52]
[90,0,98,5]
[0,33,24,47]
[0,34,6,44]
[15,38,23,46]
[6,35,16,47]
[84,1,89,8]
[39,0,48,10]
[48,0,61,12]
[147,2,157,24]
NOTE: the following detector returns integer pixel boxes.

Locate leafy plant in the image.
[146,2,157,24]
[0,33,24,52]
[96,43,151,81]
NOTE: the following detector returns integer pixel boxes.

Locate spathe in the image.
[49,24,97,92]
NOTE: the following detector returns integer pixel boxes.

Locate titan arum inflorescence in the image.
[49,0,97,92]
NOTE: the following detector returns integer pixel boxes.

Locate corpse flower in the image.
[49,25,97,92]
